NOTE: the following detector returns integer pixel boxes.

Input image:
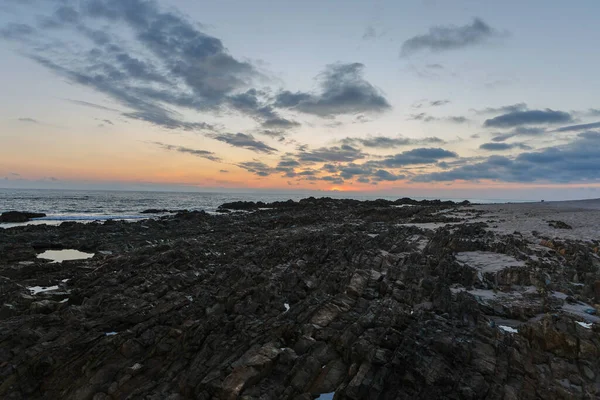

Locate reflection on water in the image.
[37,249,94,262]
[316,393,335,400]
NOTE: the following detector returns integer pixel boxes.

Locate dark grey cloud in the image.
[401,18,503,56]
[376,148,457,168]
[430,99,450,107]
[338,163,373,179]
[342,135,446,148]
[409,113,469,124]
[411,99,450,109]
[2,0,259,131]
[209,133,277,154]
[220,169,229,173]
[0,23,35,40]
[17,117,40,124]
[408,113,435,122]
[425,64,444,70]
[237,161,276,177]
[491,127,546,142]
[274,63,391,117]
[373,169,406,181]
[447,116,469,124]
[474,103,527,115]
[554,121,600,132]
[479,142,532,151]
[297,144,367,163]
[261,117,300,130]
[484,109,573,128]
[313,162,406,183]
[415,132,600,183]
[151,141,222,162]
[320,176,345,185]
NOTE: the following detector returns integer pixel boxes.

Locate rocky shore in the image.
[1,197,599,399]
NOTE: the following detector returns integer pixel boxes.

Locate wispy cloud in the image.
[479,142,532,151]
[484,109,573,128]
[151,142,222,162]
[401,18,505,56]
[17,117,40,124]
[209,133,277,154]
[342,135,446,148]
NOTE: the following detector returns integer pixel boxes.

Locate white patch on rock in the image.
[105,332,118,336]
[28,285,59,295]
[576,321,592,329]
[499,325,518,334]
[284,303,290,312]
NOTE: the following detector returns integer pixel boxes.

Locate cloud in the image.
[479,142,532,151]
[408,113,469,124]
[261,117,300,130]
[474,103,527,115]
[490,127,546,142]
[297,144,367,163]
[376,148,457,167]
[401,18,503,56]
[362,25,385,41]
[65,99,121,112]
[0,23,35,40]
[484,109,573,128]
[2,0,259,131]
[415,132,600,183]
[430,99,450,107]
[408,113,435,122]
[209,133,277,154]
[362,26,376,40]
[237,161,276,176]
[17,117,40,123]
[342,135,446,148]
[220,169,229,173]
[274,63,391,117]
[373,169,406,181]
[554,121,600,132]
[151,142,221,162]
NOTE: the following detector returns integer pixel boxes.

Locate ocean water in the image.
[0,188,513,227]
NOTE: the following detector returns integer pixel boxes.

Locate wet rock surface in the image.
[1,197,599,399]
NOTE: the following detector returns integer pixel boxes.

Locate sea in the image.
[0,188,518,228]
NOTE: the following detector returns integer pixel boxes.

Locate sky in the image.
[1,0,600,200]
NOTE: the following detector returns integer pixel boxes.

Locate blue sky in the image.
[1,0,599,200]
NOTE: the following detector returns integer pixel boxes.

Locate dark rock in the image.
[0,197,598,399]
[548,220,573,229]
[0,211,46,223]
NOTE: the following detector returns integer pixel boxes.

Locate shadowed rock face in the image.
[0,198,599,399]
